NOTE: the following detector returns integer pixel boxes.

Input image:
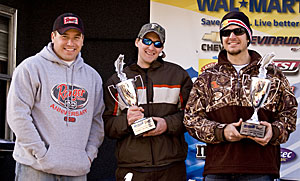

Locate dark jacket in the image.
[184,50,297,177]
[103,58,193,167]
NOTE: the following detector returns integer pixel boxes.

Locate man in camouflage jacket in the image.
[184,11,297,180]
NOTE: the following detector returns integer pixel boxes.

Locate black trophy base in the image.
[131,117,156,136]
[240,122,266,138]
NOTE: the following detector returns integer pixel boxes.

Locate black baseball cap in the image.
[52,13,84,35]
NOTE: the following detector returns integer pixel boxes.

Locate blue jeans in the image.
[205,174,274,181]
[15,162,87,181]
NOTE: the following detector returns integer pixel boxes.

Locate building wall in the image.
[0,0,150,180]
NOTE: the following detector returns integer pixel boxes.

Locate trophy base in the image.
[131,117,156,136]
[240,122,266,138]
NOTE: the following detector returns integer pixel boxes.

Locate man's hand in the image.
[143,117,167,137]
[224,119,247,142]
[247,121,272,146]
[127,106,144,125]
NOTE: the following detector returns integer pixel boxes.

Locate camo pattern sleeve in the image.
[269,70,298,145]
[184,74,226,144]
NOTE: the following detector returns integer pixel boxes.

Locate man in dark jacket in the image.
[103,23,193,181]
[184,11,297,180]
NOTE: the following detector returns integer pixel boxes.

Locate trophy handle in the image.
[242,74,252,106]
[107,85,128,108]
[134,75,145,105]
[263,78,280,106]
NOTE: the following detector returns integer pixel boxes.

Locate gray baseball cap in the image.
[137,23,165,43]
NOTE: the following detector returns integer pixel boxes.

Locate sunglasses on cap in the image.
[220,28,246,37]
[141,38,163,48]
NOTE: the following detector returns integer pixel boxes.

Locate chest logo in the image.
[211,81,220,89]
[51,84,88,110]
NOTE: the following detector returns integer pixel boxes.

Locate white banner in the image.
[151,0,300,180]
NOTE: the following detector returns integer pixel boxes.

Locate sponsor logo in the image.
[291,48,300,52]
[211,81,221,89]
[201,44,222,52]
[64,17,78,25]
[64,116,76,122]
[51,84,88,110]
[291,86,295,92]
[202,33,300,47]
[202,31,220,43]
[196,144,206,159]
[196,0,300,13]
[200,62,217,72]
[199,59,218,74]
[201,31,221,52]
[273,60,300,73]
[281,148,296,163]
[251,36,300,45]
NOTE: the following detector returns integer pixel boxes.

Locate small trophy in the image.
[108,54,156,136]
[240,52,275,138]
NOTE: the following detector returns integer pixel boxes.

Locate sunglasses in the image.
[141,38,163,48]
[220,28,246,37]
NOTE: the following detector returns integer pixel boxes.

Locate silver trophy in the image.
[108,54,156,136]
[240,52,275,138]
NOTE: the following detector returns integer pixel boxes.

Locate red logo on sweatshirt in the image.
[51,84,88,110]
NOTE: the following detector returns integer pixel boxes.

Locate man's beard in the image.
[227,49,241,56]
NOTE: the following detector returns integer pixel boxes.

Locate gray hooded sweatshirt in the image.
[7,43,105,176]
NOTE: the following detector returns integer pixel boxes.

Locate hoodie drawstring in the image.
[66,67,69,126]
[65,64,75,126]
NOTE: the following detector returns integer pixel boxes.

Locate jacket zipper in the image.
[144,70,155,166]
[145,71,150,116]
[236,71,241,103]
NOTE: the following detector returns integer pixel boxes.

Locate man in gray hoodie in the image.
[7,13,105,181]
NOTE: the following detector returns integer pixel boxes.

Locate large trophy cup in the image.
[240,52,275,138]
[108,54,156,136]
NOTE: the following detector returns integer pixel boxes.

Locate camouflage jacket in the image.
[184,50,297,176]
[184,50,297,145]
